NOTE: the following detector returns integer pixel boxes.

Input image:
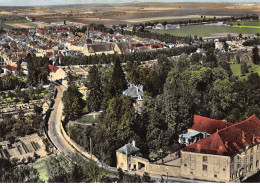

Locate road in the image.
[47,84,76,157]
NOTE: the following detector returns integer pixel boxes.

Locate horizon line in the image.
[0,1,259,7]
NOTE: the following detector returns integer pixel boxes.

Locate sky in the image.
[0,0,259,6]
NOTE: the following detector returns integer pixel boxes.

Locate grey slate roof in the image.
[123,84,143,100]
[117,143,140,155]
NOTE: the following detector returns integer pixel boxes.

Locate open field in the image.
[125,15,230,23]
[4,21,52,28]
[149,23,260,37]
[0,2,259,26]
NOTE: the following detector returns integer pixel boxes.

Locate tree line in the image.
[60,45,197,66]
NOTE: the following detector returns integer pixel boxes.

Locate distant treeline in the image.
[60,45,197,66]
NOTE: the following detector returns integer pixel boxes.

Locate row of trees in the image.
[61,45,197,66]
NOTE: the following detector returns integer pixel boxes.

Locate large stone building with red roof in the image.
[117,114,260,182]
[180,114,260,182]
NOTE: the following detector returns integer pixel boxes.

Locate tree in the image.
[109,56,127,97]
[62,84,85,120]
[252,46,260,64]
[85,65,104,112]
[141,172,153,182]
[241,61,248,76]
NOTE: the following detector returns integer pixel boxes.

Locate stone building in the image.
[181,114,260,182]
[117,114,260,182]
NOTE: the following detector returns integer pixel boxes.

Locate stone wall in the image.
[181,151,231,182]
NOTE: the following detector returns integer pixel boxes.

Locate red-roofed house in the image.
[179,115,233,146]
[46,52,54,57]
[38,29,47,35]
[48,65,59,72]
[189,115,232,135]
[180,115,260,182]
[4,65,20,74]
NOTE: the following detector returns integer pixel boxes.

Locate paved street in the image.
[47,84,76,157]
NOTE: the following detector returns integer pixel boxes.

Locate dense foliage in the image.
[0,75,25,91]
[62,84,85,120]
[0,158,41,183]
[26,54,50,86]
[69,48,260,166]
[0,114,44,141]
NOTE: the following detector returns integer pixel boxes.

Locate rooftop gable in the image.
[190,115,232,134]
[182,115,260,156]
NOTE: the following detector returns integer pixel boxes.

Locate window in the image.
[184,163,187,167]
[256,160,259,167]
[203,164,207,171]
[203,156,208,163]
[214,174,217,178]
[190,171,193,175]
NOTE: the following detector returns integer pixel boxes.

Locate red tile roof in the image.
[54,28,69,33]
[182,115,260,156]
[48,65,59,72]
[38,29,47,35]
[46,52,54,57]
[190,115,232,134]
[4,65,20,71]
[57,53,63,57]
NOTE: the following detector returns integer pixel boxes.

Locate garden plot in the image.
[0,133,48,162]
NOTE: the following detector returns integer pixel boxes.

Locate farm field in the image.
[149,24,260,37]
[4,21,52,28]
[231,20,260,29]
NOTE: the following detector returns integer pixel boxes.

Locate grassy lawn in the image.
[31,159,49,182]
[77,115,100,124]
[31,155,72,182]
[230,62,260,81]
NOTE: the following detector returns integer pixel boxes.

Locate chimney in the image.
[225,141,228,148]
[242,131,246,143]
[197,143,201,151]
[132,140,136,147]
[252,135,256,143]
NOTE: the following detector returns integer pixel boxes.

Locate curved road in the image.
[48,84,76,157]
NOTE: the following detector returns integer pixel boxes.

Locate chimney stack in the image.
[242,131,246,143]
[225,141,228,148]
[132,140,136,147]
[197,143,201,151]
